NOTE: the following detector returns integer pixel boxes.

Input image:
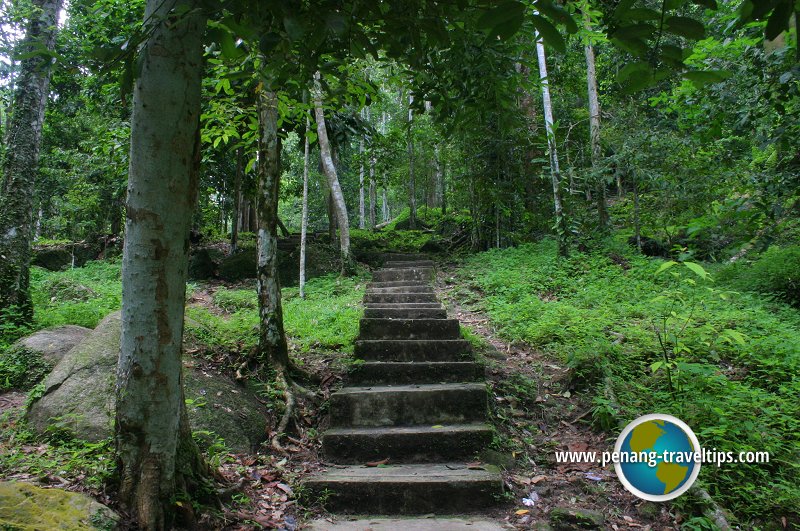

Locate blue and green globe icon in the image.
[614,414,702,501]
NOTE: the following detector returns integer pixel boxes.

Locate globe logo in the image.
[614,414,702,501]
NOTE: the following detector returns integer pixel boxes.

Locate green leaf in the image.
[650,361,665,372]
[682,261,709,280]
[617,61,651,83]
[477,1,525,30]
[766,0,793,40]
[283,17,306,41]
[534,0,578,33]
[665,16,706,39]
[721,329,747,346]
[683,69,732,87]
[532,15,566,53]
[619,8,662,21]
[611,36,649,58]
[655,261,679,275]
[613,23,657,40]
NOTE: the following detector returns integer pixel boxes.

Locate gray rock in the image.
[15,325,90,365]
[26,312,268,453]
[549,507,605,530]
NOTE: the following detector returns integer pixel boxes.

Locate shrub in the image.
[744,246,800,307]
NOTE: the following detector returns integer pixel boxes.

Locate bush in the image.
[744,246,800,307]
[0,347,51,391]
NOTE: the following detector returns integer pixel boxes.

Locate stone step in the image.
[322,423,493,463]
[304,463,502,514]
[380,253,429,262]
[359,318,461,340]
[329,383,486,427]
[364,293,439,304]
[348,361,483,385]
[363,307,447,319]
[384,260,436,269]
[372,268,434,283]
[366,285,434,294]
[354,339,472,362]
[368,280,431,289]
[364,302,443,309]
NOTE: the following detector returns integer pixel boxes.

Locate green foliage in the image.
[0,347,51,392]
[733,246,800,307]
[455,239,800,524]
[29,260,122,329]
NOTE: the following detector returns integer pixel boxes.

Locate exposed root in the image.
[693,487,733,530]
[271,368,296,454]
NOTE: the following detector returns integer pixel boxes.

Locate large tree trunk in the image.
[300,114,310,299]
[535,32,567,256]
[115,1,207,529]
[0,0,62,324]
[313,75,350,264]
[407,95,417,229]
[584,19,608,230]
[256,90,289,368]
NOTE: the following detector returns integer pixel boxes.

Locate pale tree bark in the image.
[407,95,417,229]
[381,111,389,222]
[535,32,567,256]
[367,107,376,228]
[231,147,242,253]
[299,114,310,298]
[313,73,350,264]
[115,1,207,528]
[358,109,366,229]
[584,16,608,229]
[256,90,289,369]
[0,0,63,324]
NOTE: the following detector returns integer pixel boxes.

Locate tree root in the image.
[271,367,296,454]
[693,487,732,530]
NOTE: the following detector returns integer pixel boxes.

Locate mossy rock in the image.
[31,243,99,271]
[218,249,257,281]
[0,481,118,530]
[549,507,604,530]
[188,246,226,280]
[1,326,90,392]
[15,326,91,365]
[26,312,269,453]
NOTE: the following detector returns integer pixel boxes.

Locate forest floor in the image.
[435,265,682,531]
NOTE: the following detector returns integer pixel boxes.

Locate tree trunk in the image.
[407,95,417,229]
[358,131,365,229]
[382,186,389,222]
[256,90,289,367]
[115,1,207,529]
[0,0,63,324]
[231,147,242,253]
[535,31,567,256]
[633,171,642,252]
[300,114,310,299]
[369,154,376,229]
[313,74,350,264]
[584,20,608,230]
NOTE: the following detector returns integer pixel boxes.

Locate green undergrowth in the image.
[186,273,366,355]
[454,238,800,527]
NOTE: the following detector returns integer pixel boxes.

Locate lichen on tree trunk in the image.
[114,1,208,528]
[0,0,63,324]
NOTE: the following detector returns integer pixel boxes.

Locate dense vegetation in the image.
[0,0,797,528]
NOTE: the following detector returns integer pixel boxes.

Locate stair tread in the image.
[336,383,484,394]
[325,423,491,436]
[309,463,501,482]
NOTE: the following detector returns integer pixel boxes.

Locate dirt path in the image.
[436,265,681,530]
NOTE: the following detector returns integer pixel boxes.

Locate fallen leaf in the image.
[531,475,546,484]
[276,483,293,496]
[515,509,530,515]
[365,458,389,467]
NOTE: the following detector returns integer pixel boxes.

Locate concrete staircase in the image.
[306,255,502,514]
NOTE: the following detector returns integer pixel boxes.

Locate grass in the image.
[453,238,800,527]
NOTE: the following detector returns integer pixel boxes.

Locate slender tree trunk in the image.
[358,124,365,229]
[299,114,310,299]
[441,157,447,216]
[115,2,207,529]
[0,0,62,323]
[231,148,242,253]
[407,95,417,229]
[633,171,642,252]
[369,154,376,229]
[313,74,350,264]
[584,20,608,230]
[256,90,289,367]
[382,186,389,222]
[535,31,567,256]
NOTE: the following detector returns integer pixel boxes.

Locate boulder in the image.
[0,481,117,530]
[218,249,257,282]
[1,326,90,391]
[27,312,268,453]
[31,242,99,271]
[188,245,226,280]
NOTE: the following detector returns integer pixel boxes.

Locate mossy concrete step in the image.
[329,383,487,427]
[348,361,483,385]
[367,286,434,295]
[364,302,443,309]
[304,463,502,514]
[364,292,440,304]
[354,339,472,362]
[384,260,436,269]
[359,318,461,340]
[363,307,447,319]
[368,280,431,289]
[380,253,429,262]
[322,423,493,463]
[373,268,434,283]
